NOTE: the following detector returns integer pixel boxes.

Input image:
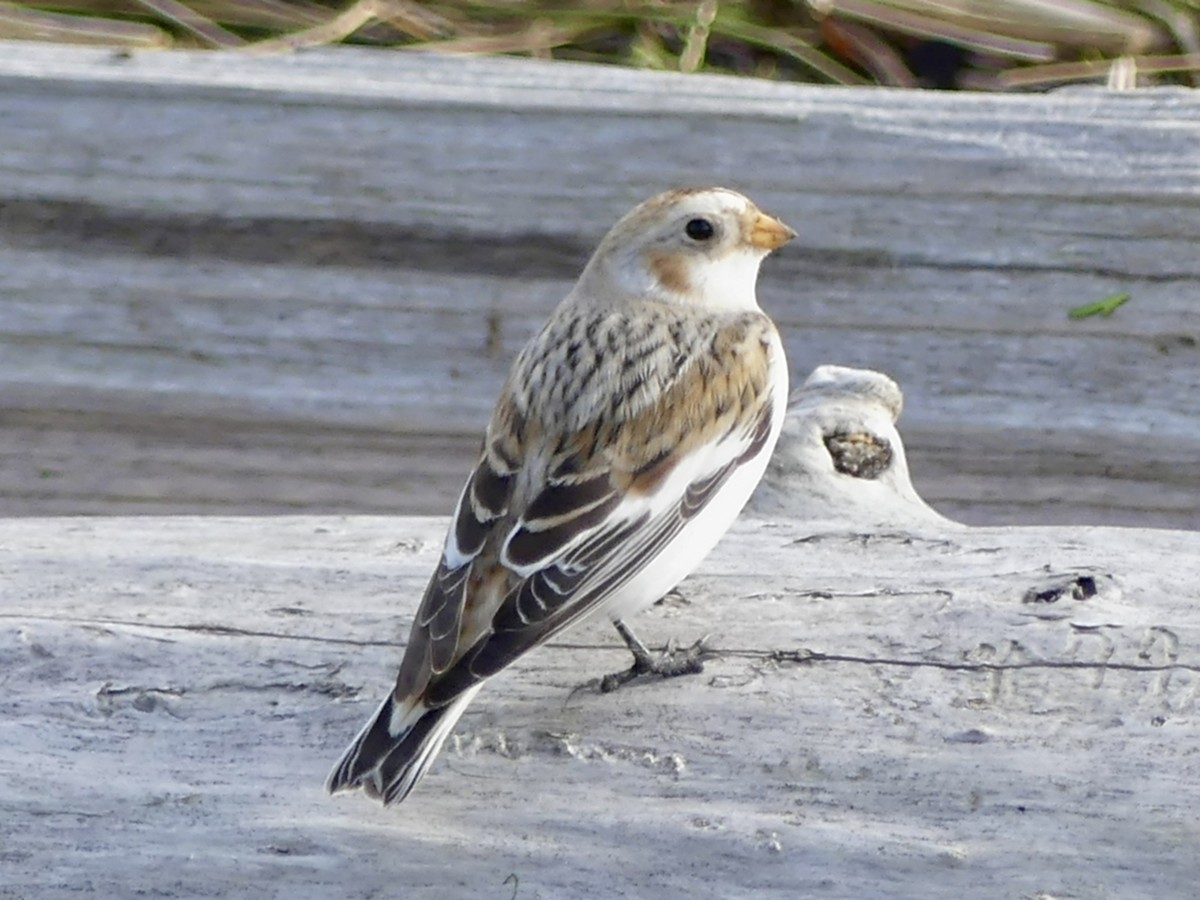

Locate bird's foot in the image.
[598,620,714,693]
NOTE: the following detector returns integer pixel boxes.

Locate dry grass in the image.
[3,0,1200,89]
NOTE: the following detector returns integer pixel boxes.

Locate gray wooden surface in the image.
[5,368,1199,898]
[1,43,1199,527]
[5,518,1198,898]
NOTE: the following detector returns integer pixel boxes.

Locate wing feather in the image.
[523,470,614,521]
[503,485,621,569]
[423,395,774,707]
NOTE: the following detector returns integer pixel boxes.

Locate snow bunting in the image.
[327,187,794,805]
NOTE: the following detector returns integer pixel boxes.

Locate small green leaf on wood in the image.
[1069,293,1130,320]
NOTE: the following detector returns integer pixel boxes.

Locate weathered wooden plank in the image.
[0,43,1198,526]
[4,366,1199,898]
[3,522,1198,896]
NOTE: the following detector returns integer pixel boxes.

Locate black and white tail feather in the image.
[326,686,483,805]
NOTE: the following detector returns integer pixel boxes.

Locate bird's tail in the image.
[325,684,483,806]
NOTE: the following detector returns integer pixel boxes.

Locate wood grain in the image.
[1,43,1198,526]
[4,513,1198,899]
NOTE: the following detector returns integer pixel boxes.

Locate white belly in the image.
[600,333,789,621]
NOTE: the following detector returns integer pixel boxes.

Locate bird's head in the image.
[576,187,795,312]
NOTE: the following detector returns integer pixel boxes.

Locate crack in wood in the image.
[1,614,395,647]
[7,614,1196,674]
[751,649,1200,674]
[783,245,1200,283]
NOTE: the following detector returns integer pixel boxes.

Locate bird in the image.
[326,186,795,806]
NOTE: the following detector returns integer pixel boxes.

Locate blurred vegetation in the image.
[2,0,1200,89]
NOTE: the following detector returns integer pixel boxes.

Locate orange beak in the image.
[748,212,797,251]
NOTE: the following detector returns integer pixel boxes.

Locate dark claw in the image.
[597,621,713,693]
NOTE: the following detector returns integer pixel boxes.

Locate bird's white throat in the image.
[678,248,768,311]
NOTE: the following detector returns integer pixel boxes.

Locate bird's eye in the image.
[684,218,716,241]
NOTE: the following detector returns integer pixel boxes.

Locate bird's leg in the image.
[598,619,712,693]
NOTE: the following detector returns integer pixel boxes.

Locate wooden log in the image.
[1,43,1199,525]
[3,368,1198,897]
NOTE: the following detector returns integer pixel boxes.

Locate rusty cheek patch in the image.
[646,251,692,296]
